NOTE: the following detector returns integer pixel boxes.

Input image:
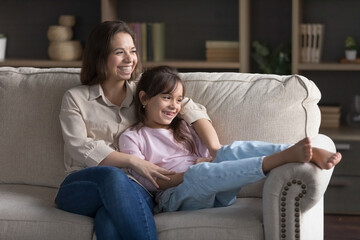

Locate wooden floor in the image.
[324,215,360,240]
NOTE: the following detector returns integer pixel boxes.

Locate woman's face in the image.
[106,32,138,82]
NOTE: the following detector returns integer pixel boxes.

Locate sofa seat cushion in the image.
[155,198,264,240]
[0,183,264,240]
[0,184,94,240]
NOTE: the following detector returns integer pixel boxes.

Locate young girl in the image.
[119,66,342,212]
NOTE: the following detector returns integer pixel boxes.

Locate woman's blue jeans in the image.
[158,140,289,212]
[55,166,158,240]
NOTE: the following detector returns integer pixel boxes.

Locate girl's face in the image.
[142,83,184,129]
[106,32,138,82]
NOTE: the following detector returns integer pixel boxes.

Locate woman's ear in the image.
[139,90,148,106]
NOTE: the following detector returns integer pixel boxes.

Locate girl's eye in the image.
[162,95,171,100]
[177,98,183,103]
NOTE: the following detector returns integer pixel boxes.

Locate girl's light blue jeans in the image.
[158,140,290,212]
[55,166,157,240]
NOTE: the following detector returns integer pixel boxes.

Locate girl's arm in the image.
[180,98,221,157]
[192,118,222,157]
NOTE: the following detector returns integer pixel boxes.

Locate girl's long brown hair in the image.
[135,66,195,154]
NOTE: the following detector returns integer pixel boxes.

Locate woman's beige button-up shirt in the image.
[59,80,210,175]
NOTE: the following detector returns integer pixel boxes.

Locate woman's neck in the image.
[101,80,127,106]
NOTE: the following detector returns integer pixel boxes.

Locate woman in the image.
[55,21,219,240]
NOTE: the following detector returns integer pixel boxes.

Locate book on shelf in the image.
[319,104,341,128]
[151,23,165,61]
[205,41,239,48]
[320,118,340,128]
[300,23,324,63]
[141,23,147,62]
[205,41,239,62]
[128,22,165,62]
[319,104,341,114]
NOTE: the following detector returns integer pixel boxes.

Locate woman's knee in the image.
[60,166,126,185]
[96,166,127,178]
[93,166,133,190]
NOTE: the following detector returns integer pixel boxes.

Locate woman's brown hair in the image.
[80,20,142,85]
[135,66,196,154]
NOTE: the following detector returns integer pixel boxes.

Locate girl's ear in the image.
[139,90,148,106]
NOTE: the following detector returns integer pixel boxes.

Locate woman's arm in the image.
[192,119,222,157]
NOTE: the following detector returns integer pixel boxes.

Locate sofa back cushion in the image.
[180,72,321,145]
[0,68,321,188]
[0,67,81,188]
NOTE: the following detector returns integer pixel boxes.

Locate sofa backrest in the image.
[0,68,321,189]
[180,72,321,145]
[0,67,81,188]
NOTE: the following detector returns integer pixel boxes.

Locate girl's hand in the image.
[130,157,175,188]
[195,157,213,164]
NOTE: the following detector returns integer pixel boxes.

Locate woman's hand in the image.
[100,151,175,189]
[129,156,176,189]
[195,157,213,164]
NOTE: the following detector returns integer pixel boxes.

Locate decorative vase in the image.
[0,37,6,61]
[59,15,76,27]
[347,95,360,127]
[48,40,82,61]
[47,25,73,41]
[345,50,357,60]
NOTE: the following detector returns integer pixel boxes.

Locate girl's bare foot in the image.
[288,137,313,163]
[262,137,312,172]
[311,148,342,169]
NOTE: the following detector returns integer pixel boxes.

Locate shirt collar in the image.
[88,81,136,108]
[89,84,102,101]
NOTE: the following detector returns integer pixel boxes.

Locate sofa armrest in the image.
[262,134,336,240]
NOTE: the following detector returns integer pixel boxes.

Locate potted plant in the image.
[345,36,357,60]
[0,33,6,61]
[251,41,291,74]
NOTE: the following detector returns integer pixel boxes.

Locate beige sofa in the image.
[0,67,335,240]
